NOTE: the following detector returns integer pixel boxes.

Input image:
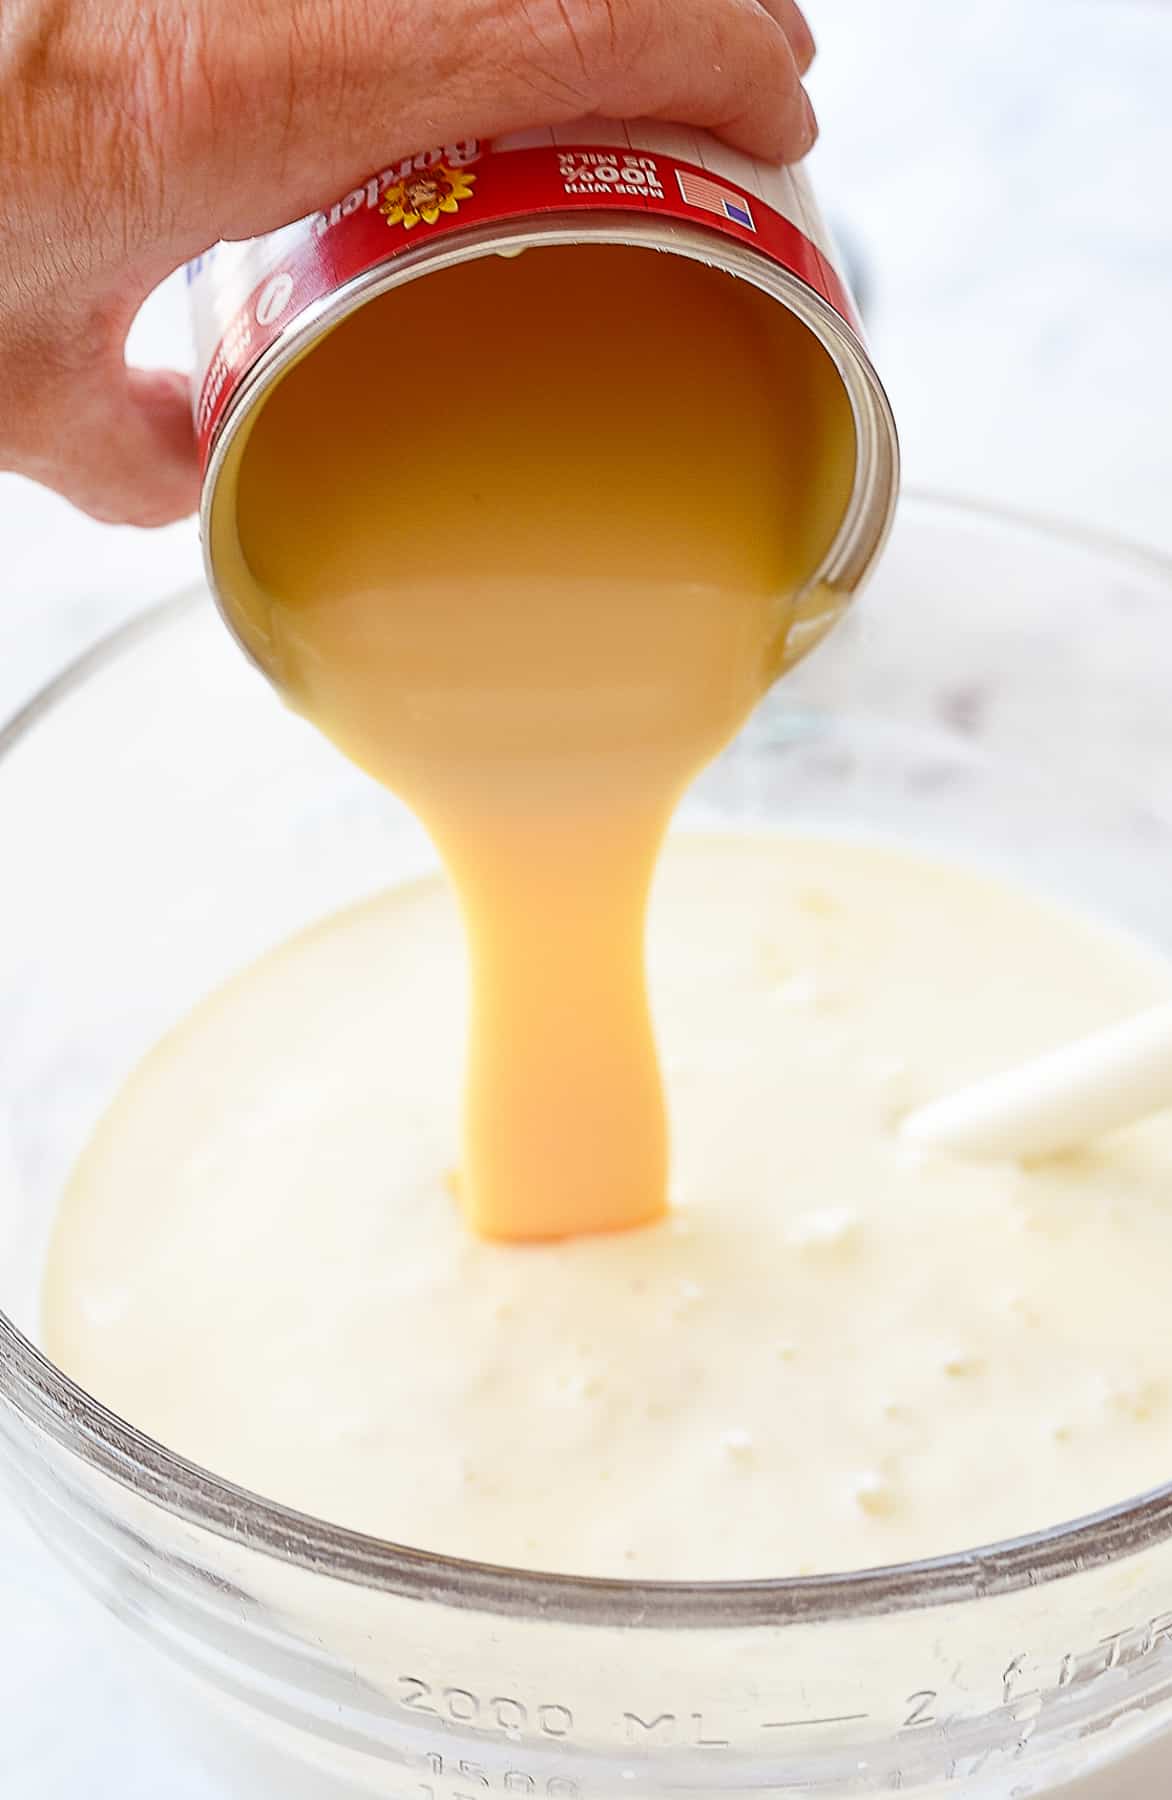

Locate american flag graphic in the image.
[675,170,756,231]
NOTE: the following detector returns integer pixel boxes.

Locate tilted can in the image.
[188,118,898,656]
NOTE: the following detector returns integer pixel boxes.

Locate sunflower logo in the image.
[381,163,478,231]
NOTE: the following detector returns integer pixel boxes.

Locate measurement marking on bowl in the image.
[761,1712,871,1730]
[421,1752,580,1799]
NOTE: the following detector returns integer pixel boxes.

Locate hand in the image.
[0,0,816,528]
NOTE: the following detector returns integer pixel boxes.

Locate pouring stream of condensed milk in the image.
[210,245,856,1239]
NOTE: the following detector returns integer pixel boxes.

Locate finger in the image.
[757,0,816,75]
[204,0,816,252]
[642,0,817,165]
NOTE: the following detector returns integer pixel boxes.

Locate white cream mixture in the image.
[42,831,1172,1579]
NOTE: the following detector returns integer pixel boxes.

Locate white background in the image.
[3,1,1172,1791]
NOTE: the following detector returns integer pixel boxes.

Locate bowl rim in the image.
[5,487,1172,1629]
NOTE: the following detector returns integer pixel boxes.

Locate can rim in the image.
[198,211,900,675]
[7,495,1172,1629]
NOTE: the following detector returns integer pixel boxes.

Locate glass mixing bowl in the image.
[3,493,1172,1799]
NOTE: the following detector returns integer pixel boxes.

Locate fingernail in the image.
[799,89,818,153]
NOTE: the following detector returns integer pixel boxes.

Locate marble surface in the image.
[3,1,1172,1793]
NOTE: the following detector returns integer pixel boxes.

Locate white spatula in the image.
[900,1001,1172,1162]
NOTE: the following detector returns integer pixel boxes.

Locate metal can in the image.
[189,118,898,650]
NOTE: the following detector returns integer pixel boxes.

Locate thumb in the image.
[48,362,201,528]
[6,272,201,528]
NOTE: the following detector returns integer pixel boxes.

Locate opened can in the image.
[188,118,899,654]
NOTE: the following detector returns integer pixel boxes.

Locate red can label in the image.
[189,121,858,471]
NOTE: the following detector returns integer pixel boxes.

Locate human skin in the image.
[0,0,816,526]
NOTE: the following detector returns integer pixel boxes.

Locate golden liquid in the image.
[213,244,855,1239]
